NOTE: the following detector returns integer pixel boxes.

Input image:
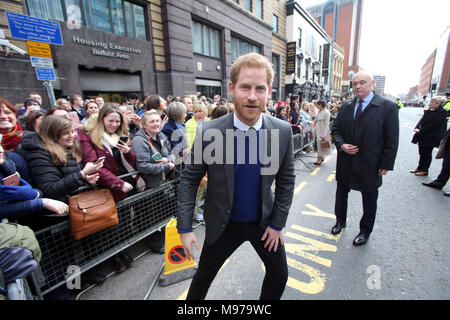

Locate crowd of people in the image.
[1,83,448,298]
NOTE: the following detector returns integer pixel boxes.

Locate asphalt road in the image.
[78,107,449,301]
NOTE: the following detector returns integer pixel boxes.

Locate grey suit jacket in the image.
[177,112,296,245]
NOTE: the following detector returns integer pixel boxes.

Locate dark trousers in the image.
[334,183,379,235]
[435,145,450,186]
[418,144,434,171]
[186,221,288,300]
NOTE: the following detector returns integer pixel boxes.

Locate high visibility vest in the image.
[444,100,450,120]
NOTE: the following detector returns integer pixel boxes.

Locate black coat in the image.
[18,132,86,203]
[414,107,448,148]
[332,93,399,192]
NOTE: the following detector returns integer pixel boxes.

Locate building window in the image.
[243,0,251,11]
[298,28,302,49]
[272,14,278,33]
[192,21,221,58]
[272,54,279,79]
[255,0,263,19]
[27,0,147,40]
[27,0,65,22]
[231,36,261,62]
[297,57,302,79]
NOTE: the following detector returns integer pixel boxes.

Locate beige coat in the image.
[315,108,331,157]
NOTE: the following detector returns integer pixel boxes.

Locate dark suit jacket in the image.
[414,106,448,148]
[177,112,296,245]
[332,92,399,192]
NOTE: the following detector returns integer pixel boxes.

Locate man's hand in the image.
[180,232,201,260]
[378,169,388,176]
[341,144,359,155]
[261,227,284,253]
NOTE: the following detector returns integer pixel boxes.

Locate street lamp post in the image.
[328,0,337,100]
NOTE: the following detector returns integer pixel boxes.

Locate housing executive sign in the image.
[72,36,142,60]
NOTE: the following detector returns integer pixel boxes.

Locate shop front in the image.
[53,23,156,102]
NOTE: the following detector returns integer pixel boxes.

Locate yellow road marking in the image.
[294,181,307,195]
[311,168,320,176]
[301,204,335,219]
[290,224,343,242]
[326,173,335,182]
[286,257,327,295]
[323,156,331,163]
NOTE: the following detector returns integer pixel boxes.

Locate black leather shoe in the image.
[422,181,443,190]
[84,272,107,285]
[353,233,370,246]
[119,252,133,268]
[331,222,346,235]
[112,255,126,273]
[150,246,165,254]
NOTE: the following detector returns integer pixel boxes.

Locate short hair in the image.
[230,52,274,86]
[181,95,192,104]
[315,100,326,108]
[127,93,139,100]
[141,109,160,125]
[166,101,186,122]
[145,94,161,111]
[69,94,81,104]
[193,101,207,114]
[211,105,229,119]
[431,96,446,107]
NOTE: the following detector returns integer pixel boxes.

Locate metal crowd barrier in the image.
[0,218,42,300]
[33,178,180,298]
[293,130,316,170]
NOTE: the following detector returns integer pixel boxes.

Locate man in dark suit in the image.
[177,52,295,300]
[331,72,399,246]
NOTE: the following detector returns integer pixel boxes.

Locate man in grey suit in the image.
[177,52,295,300]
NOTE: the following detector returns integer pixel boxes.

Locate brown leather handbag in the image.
[68,188,118,240]
[320,139,331,150]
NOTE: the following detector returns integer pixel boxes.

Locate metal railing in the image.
[293,130,316,170]
[33,177,180,298]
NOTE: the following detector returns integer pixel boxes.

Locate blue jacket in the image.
[0,154,43,220]
[161,119,186,149]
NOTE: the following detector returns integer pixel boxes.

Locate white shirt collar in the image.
[233,112,263,131]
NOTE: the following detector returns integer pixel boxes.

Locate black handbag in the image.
[411,133,419,144]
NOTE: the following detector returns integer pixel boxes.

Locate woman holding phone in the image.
[78,104,144,202]
[78,104,145,272]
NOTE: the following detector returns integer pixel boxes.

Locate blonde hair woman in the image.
[185,101,208,149]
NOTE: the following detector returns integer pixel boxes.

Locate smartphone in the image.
[2,172,20,186]
[119,136,129,143]
[151,152,163,161]
[95,156,106,164]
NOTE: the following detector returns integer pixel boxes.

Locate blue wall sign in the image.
[6,11,63,45]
